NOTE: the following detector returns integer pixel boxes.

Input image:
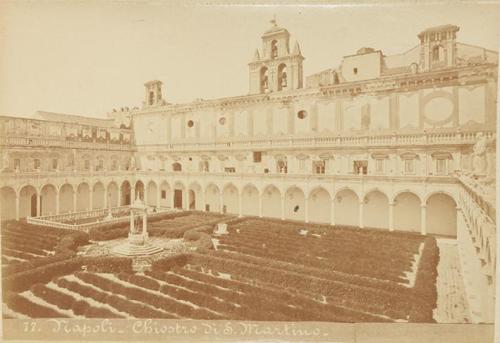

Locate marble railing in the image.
[137,130,495,152]
[0,135,133,151]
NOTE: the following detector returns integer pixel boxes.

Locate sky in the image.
[0,1,499,119]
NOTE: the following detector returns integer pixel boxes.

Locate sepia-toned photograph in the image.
[0,1,498,342]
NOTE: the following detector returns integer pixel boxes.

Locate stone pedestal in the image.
[214,223,228,235]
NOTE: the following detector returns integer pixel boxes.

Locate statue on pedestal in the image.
[472,133,488,177]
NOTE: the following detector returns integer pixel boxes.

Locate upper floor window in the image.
[313,160,325,174]
[253,151,262,163]
[52,158,58,170]
[111,160,118,171]
[14,158,20,170]
[297,110,307,119]
[148,91,155,105]
[436,158,447,175]
[353,160,367,175]
[224,167,236,173]
[199,160,209,172]
[271,40,278,58]
[375,159,384,174]
[96,159,104,171]
[260,67,269,93]
[404,159,415,174]
[432,45,444,62]
[172,162,182,172]
[353,67,358,75]
[277,160,287,174]
[34,158,41,170]
[277,64,287,91]
[84,160,90,171]
[161,190,167,199]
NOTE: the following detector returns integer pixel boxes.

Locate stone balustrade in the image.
[0,135,133,151]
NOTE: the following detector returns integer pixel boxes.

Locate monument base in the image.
[111,233,163,256]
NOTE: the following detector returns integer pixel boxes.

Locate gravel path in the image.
[433,238,471,323]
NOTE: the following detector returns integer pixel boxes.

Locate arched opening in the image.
[0,186,17,221]
[432,45,445,62]
[308,187,331,224]
[262,185,281,219]
[146,181,158,207]
[76,183,90,211]
[19,185,37,218]
[271,40,278,58]
[335,189,359,227]
[188,183,202,210]
[40,184,57,216]
[285,187,305,221]
[149,91,154,105]
[135,181,145,202]
[59,184,74,214]
[205,184,220,212]
[121,181,131,206]
[260,66,269,93]
[159,181,170,208]
[222,184,239,215]
[363,190,389,229]
[426,193,457,237]
[277,63,287,91]
[107,182,119,208]
[172,162,182,172]
[393,192,421,232]
[92,182,105,209]
[173,182,185,209]
[241,184,259,216]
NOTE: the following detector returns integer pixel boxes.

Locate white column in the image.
[131,185,136,204]
[219,192,224,214]
[143,186,148,203]
[15,193,20,221]
[304,196,309,223]
[142,211,147,235]
[330,198,335,226]
[117,185,122,207]
[238,192,243,218]
[258,193,263,218]
[130,211,134,232]
[359,201,364,228]
[421,205,427,235]
[200,191,206,211]
[89,189,93,210]
[156,186,161,208]
[73,189,77,212]
[56,188,60,215]
[36,193,41,217]
[388,202,394,231]
[171,189,176,209]
[280,195,285,220]
[104,185,109,209]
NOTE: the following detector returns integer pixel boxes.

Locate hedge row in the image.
[74,272,219,319]
[3,256,132,293]
[4,291,68,318]
[408,237,440,323]
[55,277,169,318]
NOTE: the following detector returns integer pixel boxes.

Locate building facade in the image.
[0,22,497,322]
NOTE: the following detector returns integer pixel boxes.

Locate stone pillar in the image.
[156,187,161,208]
[15,193,20,221]
[280,195,285,220]
[388,202,394,231]
[131,186,136,204]
[130,211,134,232]
[104,186,109,209]
[36,194,41,217]
[238,192,243,218]
[258,194,263,218]
[142,211,147,235]
[56,188,60,215]
[421,205,427,235]
[219,192,224,214]
[359,201,364,228]
[330,198,335,226]
[117,186,122,207]
[73,189,77,212]
[89,189,93,211]
[304,196,309,223]
[171,190,176,209]
[200,191,206,211]
[143,186,148,204]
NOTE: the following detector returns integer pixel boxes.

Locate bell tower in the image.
[143,80,164,108]
[249,18,304,94]
[418,25,459,72]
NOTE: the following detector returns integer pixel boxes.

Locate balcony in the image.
[0,135,133,151]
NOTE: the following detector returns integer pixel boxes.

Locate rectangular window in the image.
[96,159,104,171]
[436,159,447,175]
[353,160,368,175]
[298,160,305,172]
[14,158,20,170]
[112,160,118,170]
[52,158,58,170]
[313,160,325,174]
[404,159,415,174]
[277,160,288,174]
[224,167,236,173]
[375,159,384,173]
[161,190,166,199]
[84,160,90,170]
[34,158,41,170]
[253,151,262,163]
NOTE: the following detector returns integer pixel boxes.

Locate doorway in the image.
[31,194,37,217]
[174,190,183,209]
